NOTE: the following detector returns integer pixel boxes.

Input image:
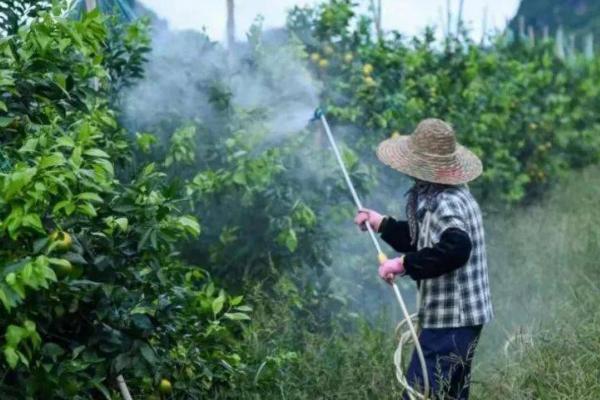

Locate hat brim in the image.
[376,135,483,185]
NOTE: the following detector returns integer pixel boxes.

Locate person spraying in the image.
[355,118,493,400]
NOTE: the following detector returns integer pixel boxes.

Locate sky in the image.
[138,0,521,41]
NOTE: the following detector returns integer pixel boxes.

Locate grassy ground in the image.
[472,165,600,399]
[227,166,600,399]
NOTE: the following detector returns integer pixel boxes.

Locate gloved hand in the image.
[354,208,384,232]
[378,257,405,283]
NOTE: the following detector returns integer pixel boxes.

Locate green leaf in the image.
[284,228,298,252]
[130,305,155,316]
[139,343,157,364]
[5,325,26,347]
[42,342,65,361]
[48,258,71,268]
[21,214,44,232]
[94,159,114,176]
[131,314,153,332]
[114,217,128,231]
[0,287,13,311]
[224,312,251,321]
[39,153,66,169]
[136,132,157,153]
[20,138,38,153]
[4,347,19,369]
[72,345,86,359]
[23,321,35,334]
[178,215,201,237]
[230,295,243,306]
[77,202,97,217]
[92,382,112,400]
[70,146,82,168]
[84,148,110,158]
[0,117,13,127]
[77,192,103,203]
[212,291,226,315]
[4,167,37,200]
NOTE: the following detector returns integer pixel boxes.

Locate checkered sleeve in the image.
[431,193,468,243]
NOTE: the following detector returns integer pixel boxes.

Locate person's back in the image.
[414,185,493,329]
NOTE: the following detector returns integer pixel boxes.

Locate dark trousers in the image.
[403,325,483,400]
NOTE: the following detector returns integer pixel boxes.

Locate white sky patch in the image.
[139,0,520,41]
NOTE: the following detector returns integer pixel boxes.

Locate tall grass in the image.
[473,165,600,399]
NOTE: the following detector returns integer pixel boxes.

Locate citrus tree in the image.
[0,5,249,398]
[288,0,600,203]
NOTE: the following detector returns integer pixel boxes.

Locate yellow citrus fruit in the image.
[50,231,73,251]
[362,63,374,75]
[391,131,401,138]
[364,76,376,87]
[344,52,353,63]
[323,44,334,55]
[310,52,321,63]
[319,59,329,69]
[159,379,173,395]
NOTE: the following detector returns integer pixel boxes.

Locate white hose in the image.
[318,113,429,399]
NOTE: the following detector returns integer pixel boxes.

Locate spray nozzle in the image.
[312,107,324,121]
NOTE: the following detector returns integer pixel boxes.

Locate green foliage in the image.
[0,4,248,398]
[289,0,600,203]
[0,0,50,36]
[104,17,151,97]
[216,288,405,400]
[123,26,363,293]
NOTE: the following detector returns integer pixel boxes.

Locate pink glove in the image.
[354,208,384,232]
[378,257,405,283]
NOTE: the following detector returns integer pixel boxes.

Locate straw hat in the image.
[376,118,482,185]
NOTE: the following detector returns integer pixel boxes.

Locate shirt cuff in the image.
[378,216,390,233]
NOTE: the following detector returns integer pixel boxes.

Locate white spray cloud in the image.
[123,22,321,140]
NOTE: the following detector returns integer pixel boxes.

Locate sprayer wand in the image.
[313,108,429,400]
[313,109,385,261]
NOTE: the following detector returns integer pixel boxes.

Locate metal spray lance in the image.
[312,108,429,399]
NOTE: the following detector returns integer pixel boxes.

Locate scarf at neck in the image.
[405,180,447,246]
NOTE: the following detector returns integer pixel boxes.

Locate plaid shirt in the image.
[416,185,493,328]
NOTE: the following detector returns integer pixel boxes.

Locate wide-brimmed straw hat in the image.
[376,118,482,185]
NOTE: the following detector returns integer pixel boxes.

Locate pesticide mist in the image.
[121,14,400,318]
[123,22,320,142]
